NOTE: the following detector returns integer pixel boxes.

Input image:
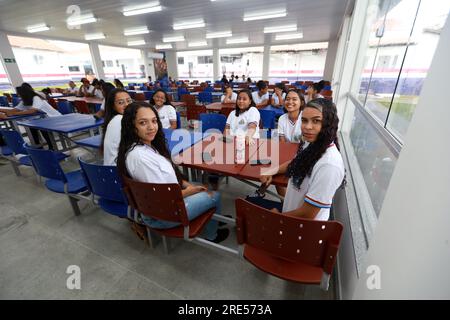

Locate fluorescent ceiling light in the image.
[123,2,162,16]
[156,44,172,50]
[173,19,205,30]
[67,14,97,26]
[85,33,106,40]
[163,35,185,42]
[188,41,208,47]
[264,24,297,33]
[128,40,146,46]
[27,24,50,33]
[275,32,303,40]
[226,37,249,44]
[124,27,150,36]
[243,9,286,21]
[206,31,232,39]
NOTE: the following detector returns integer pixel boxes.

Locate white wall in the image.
[353,12,450,300]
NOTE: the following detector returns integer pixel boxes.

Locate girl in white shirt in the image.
[248,98,345,221]
[116,102,229,243]
[224,89,260,144]
[149,88,177,129]
[277,89,305,143]
[220,86,237,103]
[271,83,286,108]
[305,82,325,104]
[102,89,133,165]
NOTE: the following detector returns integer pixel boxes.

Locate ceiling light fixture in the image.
[188,41,208,47]
[128,40,146,46]
[275,32,303,40]
[27,24,50,33]
[124,27,150,36]
[67,14,97,26]
[206,31,232,39]
[155,44,173,50]
[173,19,205,30]
[243,9,286,21]
[226,37,249,44]
[264,24,297,33]
[85,33,106,40]
[123,2,162,16]
[162,35,185,42]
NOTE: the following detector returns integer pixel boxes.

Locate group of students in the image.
[102,83,344,244]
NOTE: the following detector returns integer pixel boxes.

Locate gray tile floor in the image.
[0,151,335,300]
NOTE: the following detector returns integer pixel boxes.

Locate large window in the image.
[219,47,263,81]
[8,35,94,88]
[0,59,12,93]
[99,45,146,82]
[349,0,450,217]
[269,43,328,83]
[177,50,213,81]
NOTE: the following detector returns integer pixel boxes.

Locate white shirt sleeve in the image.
[247,107,260,126]
[167,105,177,121]
[304,163,344,209]
[278,115,286,136]
[226,111,234,126]
[103,115,122,165]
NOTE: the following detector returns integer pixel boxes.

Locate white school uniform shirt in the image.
[126,144,178,184]
[67,87,78,94]
[220,92,237,103]
[93,88,104,99]
[226,107,260,139]
[156,104,177,129]
[15,96,61,117]
[103,114,122,165]
[282,144,344,221]
[305,93,324,104]
[252,91,269,104]
[100,99,105,111]
[80,85,95,96]
[272,92,286,106]
[277,112,302,143]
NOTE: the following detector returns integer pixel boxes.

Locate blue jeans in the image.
[245,196,283,212]
[142,191,221,240]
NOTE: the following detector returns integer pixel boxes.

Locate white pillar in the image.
[262,43,270,81]
[142,50,156,81]
[323,39,339,81]
[165,50,178,80]
[213,47,220,82]
[353,12,450,300]
[88,42,105,79]
[0,32,24,89]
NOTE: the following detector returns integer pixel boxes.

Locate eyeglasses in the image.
[115,98,133,106]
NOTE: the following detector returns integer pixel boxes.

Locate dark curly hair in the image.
[116,102,185,184]
[149,88,173,108]
[286,98,343,189]
[234,89,256,116]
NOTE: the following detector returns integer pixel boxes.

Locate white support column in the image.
[165,50,178,80]
[141,50,156,81]
[0,31,24,89]
[213,46,220,82]
[323,39,339,81]
[353,14,450,299]
[262,42,270,81]
[88,42,105,79]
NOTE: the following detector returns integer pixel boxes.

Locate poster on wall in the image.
[154,52,168,81]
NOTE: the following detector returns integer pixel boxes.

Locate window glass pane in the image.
[8,35,94,89]
[350,107,397,217]
[269,43,327,83]
[177,50,213,81]
[219,47,263,81]
[365,0,421,124]
[98,45,146,82]
[386,0,450,140]
[0,60,13,93]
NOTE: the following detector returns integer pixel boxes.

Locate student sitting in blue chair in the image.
[116,102,229,243]
[149,88,177,129]
[251,80,270,109]
[220,86,237,104]
[271,83,287,108]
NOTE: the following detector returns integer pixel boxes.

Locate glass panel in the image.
[98,45,146,82]
[365,0,421,124]
[269,43,327,83]
[0,59,13,93]
[350,107,397,217]
[177,50,213,82]
[386,0,450,140]
[8,35,94,89]
[219,47,264,81]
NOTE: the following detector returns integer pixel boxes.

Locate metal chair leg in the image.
[162,236,171,254]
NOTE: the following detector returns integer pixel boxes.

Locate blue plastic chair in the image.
[199,113,226,133]
[176,111,181,129]
[198,92,212,103]
[0,129,33,169]
[78,158,129,218]
[203,86,214,93]
[24,144,88,215]
[57,100,73,114]
[144,91,153,101]
[177,87,189,101]
[0,132,13,157]
[259,110,276,139]
[0,96,8,106]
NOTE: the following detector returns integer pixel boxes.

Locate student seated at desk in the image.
[92,79,104,99]
[102,89,132,165]
[224,89,260,145]
[250,98,345,221]
[277,89,305,144]
[271,83,287,108]
[220,86,237,104]
[116,102,229,243]
[65,81,78,96]
[149,88,177,129]
[305,81,325,104]
[0,84,61,150]
[95,82,116,119]
[251,80,270,109]
[78,78,95,97]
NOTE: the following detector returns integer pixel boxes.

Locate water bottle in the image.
[235,134,246,164]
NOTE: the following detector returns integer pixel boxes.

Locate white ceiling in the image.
[0,0,353,51]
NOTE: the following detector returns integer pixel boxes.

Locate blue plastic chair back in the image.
[94,103,102,112]
[177,87,189,101]
[199,113,227,133]
[203,86,214,93]
[176,111,181,129]
[0,96,8,106]
[198,92,212,103]
[259,110,276,129]
[78,158,127,204]
[57,101,73,114]
[24,144,67,182]
[12,97,21,107]
[0,129,27,155]
[144,91,153,100]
